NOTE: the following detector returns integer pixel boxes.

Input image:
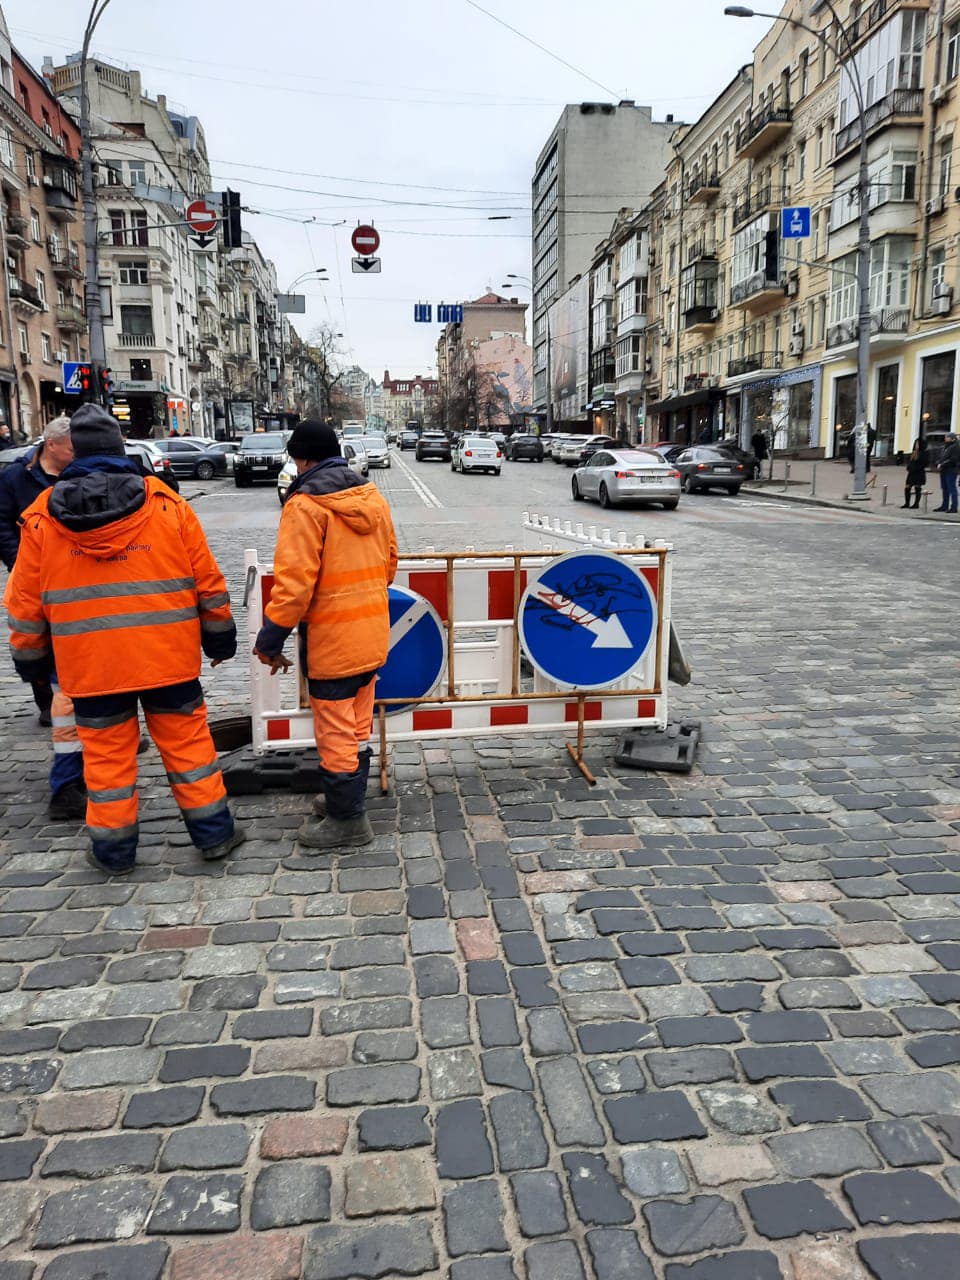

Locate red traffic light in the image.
[77,363,93,394]
[100,366,114,397]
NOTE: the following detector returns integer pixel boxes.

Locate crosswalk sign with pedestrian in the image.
[62,362,84,395]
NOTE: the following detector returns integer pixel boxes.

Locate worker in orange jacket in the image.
[5,404,244,874]
[254,420,397,850]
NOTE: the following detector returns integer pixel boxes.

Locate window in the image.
[815,126,824,169]
[930,247,947,306]
[830,238,912,324]
[118,259,149,286]
[838,10,925,131]
[109,210,126,246]
[800,50,810,98]
[0,127,14,171]
[920,351,956,441]
[127,160,146,186]
[948,19,960,81]
[938,138,952,197]
[797,138,806,183]
[890,150,917,201]
[24,149,34,183]
[615,335,643,378]
[41,333,51,363]
[30,208,40,242]
[119,304,153,336]
[35,271,46,308]
[104,160,123,186]
[17,325,28,355]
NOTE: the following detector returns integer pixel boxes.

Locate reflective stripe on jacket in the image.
[5,476,234,698]
[265,463,398,680]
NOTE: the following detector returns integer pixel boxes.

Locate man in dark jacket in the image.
[0,416,75,730]
[935,432,960,513]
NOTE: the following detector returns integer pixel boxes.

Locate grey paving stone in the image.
[658,1016,743,1048]
[58,1018,151,1052]
[769,1080,871,1124]
[511,1170,568,1237]
[562,1151,634,1225]
[524,1240,587,1280]
[645,1048,736,1088]
[0,1138,43,1181]
[436,1098,494,1179]
[150,1011,226,1046]
[354,1030,418,1064]
[577,1022,656,1054]
[147,1172,242,1233]
[866,1119,943,1167]
[41,1133,160,1179]
[642,1195,745,1256]
[587,1055,646,1094]
[743,1180,853,1239]
[443,1178,508,1256]
[622,1148,689,1197]
[158,1044,249,1083]
[824,1039,908,1075]
[409,920,455,954]
[585,1229,657,1280]
[122,1086,204,1129]
[188,975,266,1009]
[662,1250,784,1279]
[232,1008,312,1039]
[698,1085,782,1135]
[857,1234,959,1280]
[34,1179,155,1247]
[210,1075,315,1115]
[737,1045,834,1081]
[860,1071,960,1116]
[536,1058,604,1146]
[481,1048,533,1091]
[343,967,410,999]
[304,1220,438,1278]
[427,1048,481,1100]
[765,1126,880,1177]
[159,1124,250,1171]
[421,995,469,1048]
[357,1105,431,1151]
[450,1262,517,1280]
[251,1160,331,1229]
[39,1241,169,1280]
[489,1092,548,1171]
[413,954,459,996]
[60,1048,160,1090]
[778,978,859,1009]
[842,1169,960,1226]
[526,1007,574,1055]
[605,1092,707,1143]
[477,997,520,1048]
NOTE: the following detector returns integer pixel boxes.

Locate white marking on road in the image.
[530,585,632,648]
[393,452,443,509]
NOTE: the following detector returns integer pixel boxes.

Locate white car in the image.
[556,435,592,466]
[359,434,390,468]
[452,434,502,475]
[277,441,368,504]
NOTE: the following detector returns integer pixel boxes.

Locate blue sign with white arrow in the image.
[62,361,84,395]
[518,550,657,690]
[781,205,811,239]
[376,585,447,713]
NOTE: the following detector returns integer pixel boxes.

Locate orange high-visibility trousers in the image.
[308,670,376,820]
[73,678,232,871]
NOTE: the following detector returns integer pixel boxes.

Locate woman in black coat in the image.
[903,438,927,509]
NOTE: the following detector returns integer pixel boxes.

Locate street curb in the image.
[742,486,960,524]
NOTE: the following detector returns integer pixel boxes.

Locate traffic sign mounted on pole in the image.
[352,257,382,273]
[518,550,657,689]
[375,585,446,713]
[351,224,381,256]
[62,361,84,395]
[186,199,218,251]
[781,206,811,239]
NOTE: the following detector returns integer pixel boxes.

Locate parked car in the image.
[572,448,680,509]
[0,444,31,472]
[714,437,757,473]
[277,442,367,503]
[359,434,390,468]
[556,435,593,466]
[674,446,747,495]
[504,433,544,462]
[539,434,563,459]
[124,440,179,492]
[153,437,228,480]
[649,441,685,464]
[234,432,288,487]
[399,429,419,451]
[416,431,451,462]
[452,434,502,475]
[578,434,618,465]
[206,440,242,472]
[341,439,369,477]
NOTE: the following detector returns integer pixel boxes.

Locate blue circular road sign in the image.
[518,550,656,690]
[376,585,447,714]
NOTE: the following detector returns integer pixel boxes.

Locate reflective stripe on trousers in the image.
[49,678,84,798]
[73,679,232,869]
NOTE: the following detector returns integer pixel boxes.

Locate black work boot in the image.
[200,824,247,861]
[297,814,374,849]
[49,781,87,822]
[313,747,373,817]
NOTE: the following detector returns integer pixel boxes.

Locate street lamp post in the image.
[725,3,871,498]
[79,0,116,388]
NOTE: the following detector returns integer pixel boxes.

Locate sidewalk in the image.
[744,457,960,521]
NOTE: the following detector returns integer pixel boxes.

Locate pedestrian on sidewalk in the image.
[0,415,87,819]
[750,429,768,479]
[902,438,927,509]
[934,433,960,513]
[253,420,398,852]
[5,405,244,874]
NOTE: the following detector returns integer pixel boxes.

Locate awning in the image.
[648,387,724,414]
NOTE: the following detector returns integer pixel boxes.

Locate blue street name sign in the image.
[376,585,446,712]
[781,206,811,239]
[62,361,84,395]
[518,550,657,690]
[414,303,433,323]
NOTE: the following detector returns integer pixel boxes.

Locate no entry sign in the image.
[351,224,380,256]
[186,200,218,235]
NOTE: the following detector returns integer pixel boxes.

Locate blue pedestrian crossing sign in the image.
[62,361,84,395]
[781,206,811,239]
[518,550,657,690]
[376,585,446,713]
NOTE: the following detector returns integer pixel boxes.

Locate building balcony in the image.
[199,332,219,350]
[118,332,158,348]
[737,102,793,159]
[686,172,721,204]
[826,307,909,350]
[617,312,648,337]
[43,164,79,223]
[729,270,783,313]
[834,89,924,161]
[5,212,30,249]
[9,278,44,311]
[683,305,719,333]
[683,373,716,392]
[727,351,783,379]
[48,239,83,278]
[732,185,784,231]
[56,304,86,332]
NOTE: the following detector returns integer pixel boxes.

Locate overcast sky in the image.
[11,0,766,380]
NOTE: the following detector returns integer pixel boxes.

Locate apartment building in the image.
[436,292,529,428]
[531,103,678,417]
[381,371,439,432]
[0,10,86,439]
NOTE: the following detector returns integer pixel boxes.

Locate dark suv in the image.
[234,432,288,487]
[505,433,544,462]
[415,431,451,462]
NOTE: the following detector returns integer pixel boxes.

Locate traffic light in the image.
[222,189,242,249]
[100,366,114,403]
[77,363,93,399]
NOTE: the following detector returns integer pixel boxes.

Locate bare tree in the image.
[305,323,347,418]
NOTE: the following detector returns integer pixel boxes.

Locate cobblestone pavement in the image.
[0,461,958,1279]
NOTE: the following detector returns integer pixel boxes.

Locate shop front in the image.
[648,386,724,447]
[115,379,170,438]
[726,363,822,456]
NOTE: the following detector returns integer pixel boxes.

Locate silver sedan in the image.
[572,448,681,509]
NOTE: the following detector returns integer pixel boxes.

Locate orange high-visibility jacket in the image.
[265,469,398,679]
[6,475,234,698]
